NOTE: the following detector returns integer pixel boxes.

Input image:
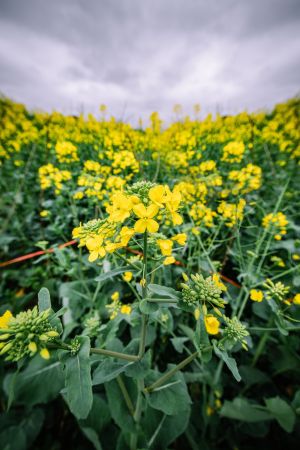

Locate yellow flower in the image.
[172,233,187,245]
[28,342,37,353]
[212,273,227,291]
[40,210,49,217]
[119,226,135,246]
[164,187,183,225]
[205,315,220,335]
[293,294,300,305]
[0,310,13,329]
[40,348,50,360]
[86,236,106,262]
[133,203,159,233]
[149,185,166,207]
[123,271,133,282]
[157,239,173,256]
[164,256,176,265]
[292,254,300,261]
[107,192,134,223]
[250,289,264,302]
[111,291,120,302]
[120,305,132,315]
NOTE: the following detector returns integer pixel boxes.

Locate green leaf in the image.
[79,395,111,433]
[93,359,131,385]
[142,407,190,449]
[95,266,132,282]
[38,287,51,312]
[4,356,64,407]
[170,337,189,353]
[80,428,102,450]
[139,298,159,314]
[148,284,179,299]
[265,396,296,432]
[125,350,151,379]
[65,336,93,419]
[220,398,272,422]
[147,368,191,416]
[213,341,241,382]
[105,378,136,432]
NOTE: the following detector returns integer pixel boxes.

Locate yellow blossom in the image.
[133,203,159,233]
[40,348,50,360]
[0,310,13,329]
[205,315,220,335]
[293,294,300,305]
[123,271,133,282]
[111,291,120,302]
[164,256,176,265]
[157,239,173,256]
[120,305,132,315]
[172,233,187,245]
[212,274,227,291]
[250,289,264,302]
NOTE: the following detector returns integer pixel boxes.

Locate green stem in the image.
[90,348,139,361]
[251,317,273,367]
[130,231,149,450]
[145,351,198,393]
[117,375,135,416]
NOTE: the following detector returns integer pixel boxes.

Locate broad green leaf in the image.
[38,287,51,312]
[142,407,190,449]
[65,336,93,419]
[93,359,132,385]
[125,350,151,379]
[147,368,191,416]
[213,341,241,382]
[79,395,111,433]
[105,378,136,433]
[220,398,272,422]
[4,356,64,407]
[139,298,159,314]
[265,396,296,432]
[148,284,179,299]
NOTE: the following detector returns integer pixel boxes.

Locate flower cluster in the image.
[262,279,290,302]
[222,316,249,350]
[221,141,245,163]
[106,291,132,320]
[0,307,59,361]
[262,212,288,240]
[181,273,226,308]
[55,141,79,163]
[39,163,72,194]
[73,181,186,264]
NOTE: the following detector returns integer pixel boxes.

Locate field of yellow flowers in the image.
[0,97,299,450]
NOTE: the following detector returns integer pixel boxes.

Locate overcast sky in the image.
[0,0,299,124]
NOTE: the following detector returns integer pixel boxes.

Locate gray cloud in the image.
[0,0,299,124]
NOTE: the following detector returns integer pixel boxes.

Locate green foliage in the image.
[64,336,93,419]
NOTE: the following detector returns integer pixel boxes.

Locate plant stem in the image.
[116,375,135,416]
[90,348,139,361]
[251,317,273,367]
[130,231,149,450]
[145,351,198,393]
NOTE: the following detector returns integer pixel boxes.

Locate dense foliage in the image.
[0,97,299,450]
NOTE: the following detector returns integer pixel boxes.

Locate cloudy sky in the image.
[0,0,299,123]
